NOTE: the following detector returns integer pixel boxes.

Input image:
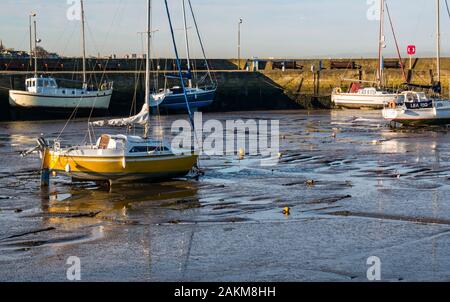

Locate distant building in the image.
[0,44,60,59]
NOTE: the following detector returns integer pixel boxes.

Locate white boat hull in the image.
[332,92,398,109]
[383,101,450,125]
[9,90,112,110]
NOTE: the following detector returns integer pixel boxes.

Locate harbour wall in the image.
[0,58,449,120]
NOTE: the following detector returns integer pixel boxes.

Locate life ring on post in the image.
[388,101,396,109]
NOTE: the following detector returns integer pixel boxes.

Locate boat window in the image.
[405,93,419,102]
[43,80,49,87]
[37,79,44,87]
[49,80,57,87]
[156,146,170,152]
[72,91,75,95]
[396,95,405,103]
[171,87,184,94]
[98,135,110,150]
[32,80,36,87]
[129,146,158,153]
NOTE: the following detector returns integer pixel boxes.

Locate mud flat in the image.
[0,110,449,281]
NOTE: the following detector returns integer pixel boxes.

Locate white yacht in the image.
[332,87,398,109]
[383,91,450,125]
[382,1,449,126]
[331,0,400,109]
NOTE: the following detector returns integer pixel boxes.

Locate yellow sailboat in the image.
[40,134,198,183]
[26,0,199,186]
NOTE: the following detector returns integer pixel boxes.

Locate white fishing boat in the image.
[9,77,112,111]
[382,91,450,125]
[23,0,198,186]
[332,0,400,109]
[150,0,216,111]
[9,1,113,114]
[382,0,449,126]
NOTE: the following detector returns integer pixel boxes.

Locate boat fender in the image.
[65,164,71,173]
[335,88,342,94]
[101,83,108,91]
[122,157,126,169]
[238,148,245,160]
[388,101,396,109]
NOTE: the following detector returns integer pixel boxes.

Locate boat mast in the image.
[164,0,194,128]
[80,0,87,87]
[144,0,152,137]
[377,0,385,88]
[182,0,192,88]
[436,0,441,85]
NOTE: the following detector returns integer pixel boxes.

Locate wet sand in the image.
[0,110,449,281]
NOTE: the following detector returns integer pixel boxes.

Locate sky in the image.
[0,0,449,59]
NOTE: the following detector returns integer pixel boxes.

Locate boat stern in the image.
[382,108,400,121]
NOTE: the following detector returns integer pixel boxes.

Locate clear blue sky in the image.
[0,0,448,59]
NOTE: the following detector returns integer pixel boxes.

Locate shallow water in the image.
[0,110,449,281]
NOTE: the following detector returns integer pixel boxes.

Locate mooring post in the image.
[40,147,50,188]
[10,75,15,90]
[448,77,450,98]
[40,168,50,187]
[316,60,322,96]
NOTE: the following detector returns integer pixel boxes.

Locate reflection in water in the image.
[40,180,200,226]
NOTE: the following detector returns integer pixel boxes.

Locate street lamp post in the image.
[34,19,38,76]
[32,19,42,77]
[29,12,36,68]
[238,18,243,70]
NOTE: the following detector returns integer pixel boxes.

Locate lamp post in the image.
[29,12,36,68]
[34,19,39,76]
[238,18,243,70]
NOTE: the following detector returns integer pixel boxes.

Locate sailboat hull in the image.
[383,107,450,125]
[332,92,398,109]
[9,90,112,110]
[157,89,216,110]
[43,151,198,182]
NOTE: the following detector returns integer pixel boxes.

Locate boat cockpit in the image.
[395,92,433,109]
[95,134,172,155]
[25,77,58,93]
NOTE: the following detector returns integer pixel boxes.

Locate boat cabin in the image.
[95,134,171,155]
[25,77,58,93]
[396,92,433,109]
[357,88,378,95]
[23,76,112,96]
